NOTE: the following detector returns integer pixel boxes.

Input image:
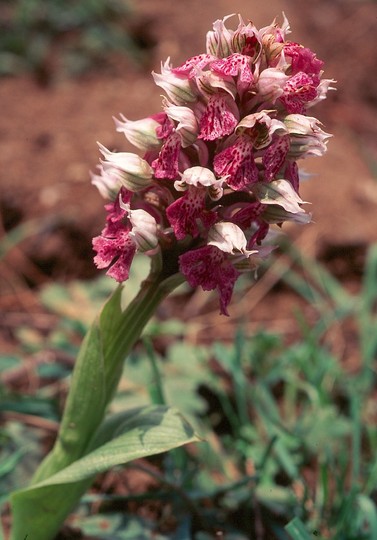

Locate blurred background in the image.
[0,0,377,349]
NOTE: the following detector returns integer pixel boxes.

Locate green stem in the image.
[32,271,183,485]
[6,271,187,540]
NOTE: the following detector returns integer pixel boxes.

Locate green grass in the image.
[0,0,147,82]
[1,244,377,539]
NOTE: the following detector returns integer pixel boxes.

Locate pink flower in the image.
[211,53,254,94]
[236,111,286,149]
[206,14,261,60]
[163,101,199,147]
[262,134,291,180]
[93,229,136,283]
[172,54,216,77]
[93,192,159,282]
[214,135,258,190]
[206,15,238,58]
[126,207,159,253]
[152,59,197,105]
[174,166,227,200]
[198,94,239,141]
[252,179,308,214]
[92,195,135,282]
[257,68,289,102]
[179,245,239,315]
[90,164,122,200]
[259,13,291,44]
[152,132,182,179]
[284,161,299,192]
[283,42,323,82]
[283,114,331,158]
[232,17,261,59]
[166,187,217,240]
[92,12,333,315]
[280,72,318,113]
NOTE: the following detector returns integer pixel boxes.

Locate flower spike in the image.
[93,12,333,315]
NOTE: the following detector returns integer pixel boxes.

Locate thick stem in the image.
[31,270,183,485]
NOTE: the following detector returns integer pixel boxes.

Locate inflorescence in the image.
[92,14,334,315]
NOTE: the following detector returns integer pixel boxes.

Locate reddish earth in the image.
[0,0,376,352]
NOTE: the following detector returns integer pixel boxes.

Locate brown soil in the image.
[0,0,376,359]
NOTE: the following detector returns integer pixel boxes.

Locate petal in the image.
[214,135,258,190]
[283,43,323,80]
[199,94,239,141]
[211,53,254,93]
[284,161,299,192]
[257,68,288,102]
[106,242,137,282]
[113,114,161,151]
[92,230,136,283]
[227,201,264,230]
[152,59,197,105]
[90,165,122,200]
[197,71,237,99]
[103,187,131,233]
[208,222,248,254]
[166,187,217,240]
[262,134,290,181]
[179,245,240,316]
[128,209,158,252]
[98,144,153,191]
[163,101,199,147]
[280,72,318,113]
[206,15,236,57]
[152,132,181,179]
[252,179,307,213]
[236,112,287,149]
[176,166,223,189]
[172,53,216,77]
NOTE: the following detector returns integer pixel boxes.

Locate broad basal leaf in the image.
[10,405,199,540]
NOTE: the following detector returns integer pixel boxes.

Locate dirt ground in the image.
[1,0,377,347]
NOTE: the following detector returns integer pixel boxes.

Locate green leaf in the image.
[10,405,199,540]
[285,517,318,539]
[0,448,25,479]
[10,271,184,539]
[0,356,21,373]
[356,494,377,538]
[256,484,296,515]
[29,286,125,484]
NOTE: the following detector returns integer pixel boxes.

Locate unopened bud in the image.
[252,179,307,213]
[128,209,159,252]
[98,143,153,192]
[114,114,161,151]
[153,59,197,105]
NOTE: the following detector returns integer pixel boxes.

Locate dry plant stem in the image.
[1,411,59,432]
[128,462,207,529]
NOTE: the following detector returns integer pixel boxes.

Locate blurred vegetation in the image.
[1,241,377,538]
[0,0,152,84]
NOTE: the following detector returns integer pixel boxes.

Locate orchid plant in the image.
[9,13,333,539]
